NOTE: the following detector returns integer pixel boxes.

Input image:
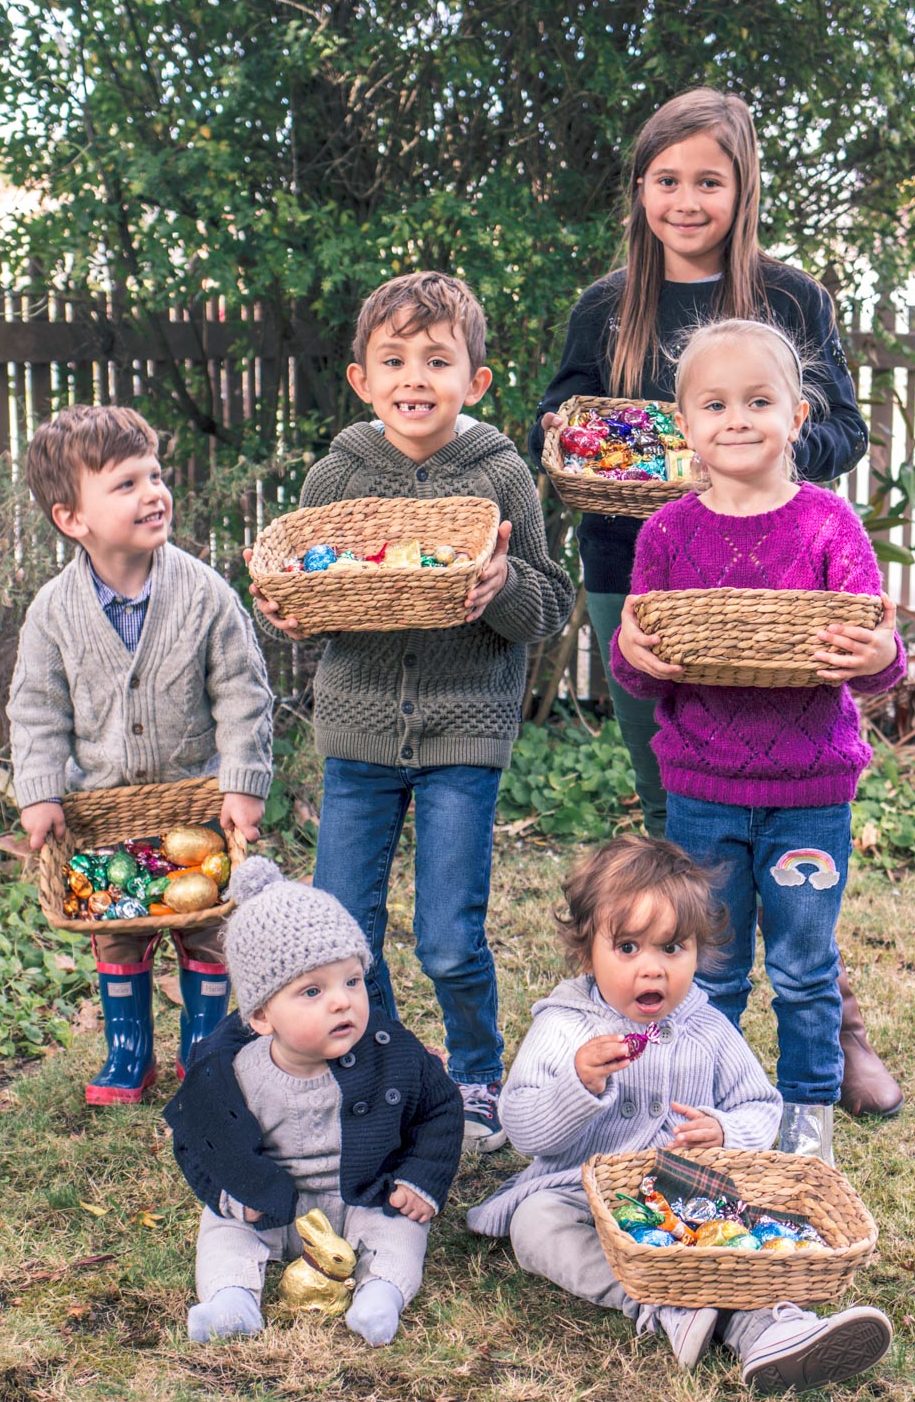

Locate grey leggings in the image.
[196,1191,429,1308]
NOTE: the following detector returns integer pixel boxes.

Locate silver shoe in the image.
[777,1103,834,1165]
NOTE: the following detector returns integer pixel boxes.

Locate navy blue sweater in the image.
[529,261,868,594]
[164,1008,464,1230]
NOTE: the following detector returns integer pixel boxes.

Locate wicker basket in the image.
[542,397,694,518]
[249,495,500,634]
[39,777,246,936]
[630,588,883,688]
[583,1148,877,1309]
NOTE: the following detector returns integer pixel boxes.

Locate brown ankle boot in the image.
[839,962,903,1118]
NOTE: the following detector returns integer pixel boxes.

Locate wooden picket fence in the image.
[1,280,914,712]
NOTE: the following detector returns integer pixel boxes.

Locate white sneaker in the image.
[658,1305,719,1370]
[741,1302,892,1393]
[459,1082,507,1152]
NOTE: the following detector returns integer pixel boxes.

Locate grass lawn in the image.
[1,833,913,1401]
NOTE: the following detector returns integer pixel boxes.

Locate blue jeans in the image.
[313,758,504,1085]
[666,794,849,1104]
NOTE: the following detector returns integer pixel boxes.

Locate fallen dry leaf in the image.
[79,1201,109,1217]
[13,1254,117,1291]
[72,1000,101,1035]
[294,798,319,826]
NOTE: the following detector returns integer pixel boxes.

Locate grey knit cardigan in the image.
[9,543,273,806]
[275,421,575,771]
[467,977,782,1238]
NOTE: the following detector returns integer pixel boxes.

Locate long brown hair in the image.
[611,88,769,396]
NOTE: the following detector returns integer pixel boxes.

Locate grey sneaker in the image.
[658,1305,719,1370]
[741,1302,892,1393]
[459,1081,507,1152]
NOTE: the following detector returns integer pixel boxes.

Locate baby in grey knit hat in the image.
[181,855,461,1349]
[224,856,372,1027]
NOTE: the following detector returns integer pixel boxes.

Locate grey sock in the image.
[345,1278,404,1346]
[188,1286,264,1342]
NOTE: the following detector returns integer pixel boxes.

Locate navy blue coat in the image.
[164,1008,464,1230]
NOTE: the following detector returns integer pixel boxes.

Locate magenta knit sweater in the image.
[610,484,906,807]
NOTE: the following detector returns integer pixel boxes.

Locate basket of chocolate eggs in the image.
[583,1147,877,1309]
[39,776,246,935]
[541,397,695,517]
[248,495,500,635]
[629,588,884,687]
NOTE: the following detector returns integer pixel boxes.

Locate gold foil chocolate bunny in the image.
[278,1208,357,1316]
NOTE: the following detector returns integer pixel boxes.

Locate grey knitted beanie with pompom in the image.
[223,856,371,1021]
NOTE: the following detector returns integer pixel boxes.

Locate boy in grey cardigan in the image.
[8,405,273,1103]
[468,837,893,1395]
[252,273,574,1153]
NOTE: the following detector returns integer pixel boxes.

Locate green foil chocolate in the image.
[107,850,139,888]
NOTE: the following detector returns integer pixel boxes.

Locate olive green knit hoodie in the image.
[291,421,574,770]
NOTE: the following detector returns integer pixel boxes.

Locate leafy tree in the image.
[0,2,912,714]
[1,0,912,457]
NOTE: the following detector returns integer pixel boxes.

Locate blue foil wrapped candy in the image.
[627,1226,677,1247]
[751,1219,799,1246]
[105,897,149,919]
[303,544,338,573]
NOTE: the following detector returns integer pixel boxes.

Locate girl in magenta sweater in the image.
[612,319,905,1164]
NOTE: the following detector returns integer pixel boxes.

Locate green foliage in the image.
[852,744,915,869]
[0,0,912,465]
[501,716,915,866]
[498,713,638,838]
[857,461,915,568]
[0,880,96,1057]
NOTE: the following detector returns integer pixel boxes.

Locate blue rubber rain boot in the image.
[174,942,230,1080]
[85,955,157,1105]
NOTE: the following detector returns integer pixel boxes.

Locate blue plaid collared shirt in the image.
[88,562,152,653]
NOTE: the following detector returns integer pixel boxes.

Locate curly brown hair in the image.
[556,834,730,972]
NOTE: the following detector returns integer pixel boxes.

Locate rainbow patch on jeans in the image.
[770,848,840,890]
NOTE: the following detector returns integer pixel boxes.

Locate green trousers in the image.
[586,591,667,837]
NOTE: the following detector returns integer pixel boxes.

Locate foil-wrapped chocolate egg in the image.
[200,851,231,887]
[161,825,225,868]
[165,871,220,913]
[303,544,337,572]
[107,850,139,888]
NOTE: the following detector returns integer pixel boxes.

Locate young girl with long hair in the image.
[529,87,898,1118]
[468,836,893,1392]
[611,320,905,1162]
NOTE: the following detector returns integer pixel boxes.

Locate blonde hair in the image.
[675,318,810,480]
[26,404,160,530]
[352,271,487,372]
[611,88,770,396]
[556,834,729,973]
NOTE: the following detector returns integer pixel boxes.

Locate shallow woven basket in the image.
[630,587,884,687]
[542,396,694,518]
[249,495,500,634]
[583,1148,877,1309]
[39,776,246,935]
